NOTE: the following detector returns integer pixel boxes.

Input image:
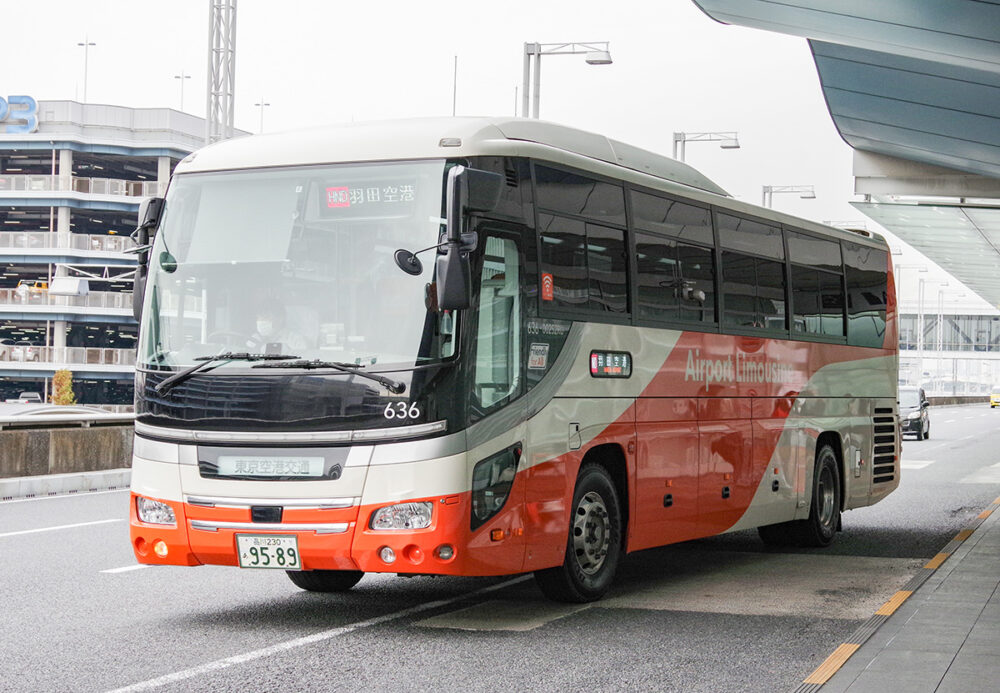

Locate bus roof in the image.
[177,117,729,196]
[176,117,888,250]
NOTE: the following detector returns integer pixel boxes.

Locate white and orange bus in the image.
[128,118,899,602]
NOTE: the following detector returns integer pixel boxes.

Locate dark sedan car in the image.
[900,386,930,440]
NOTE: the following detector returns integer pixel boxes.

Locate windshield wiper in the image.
[154,352,299,395]
[252,359,406,394]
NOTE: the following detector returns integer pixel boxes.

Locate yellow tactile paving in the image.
[875,590,913,616]
[803,643,861,684]
[924,552,951,570]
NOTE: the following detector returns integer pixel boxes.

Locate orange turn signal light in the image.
[490,529,506,542]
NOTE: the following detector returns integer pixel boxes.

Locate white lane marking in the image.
[944,419,957,423]
[959,462,1000,484]
[1,489,128,505]
[101,564,152,575]
[900,460,934,470]
[0,518,123,538]
[105,574,531,692]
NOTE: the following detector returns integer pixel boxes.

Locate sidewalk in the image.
[798,495,1000,692]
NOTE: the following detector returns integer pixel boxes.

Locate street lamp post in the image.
[174,71,191,111]
[521,41,612,119]
[761,185,816,208]
[254,97,270,134]
[672,132,740,162]
[77,36,96,103]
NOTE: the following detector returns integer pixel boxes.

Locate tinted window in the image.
[792,266,844,337]
[843,241,888,348]
[788,230,842,271]
[535,165,625,225]
[717,213,784,259]
[587,223,628,313]
[539,214,627,315]
[630,191,713,245]
[635,233,715,324]
[722,252,786,331]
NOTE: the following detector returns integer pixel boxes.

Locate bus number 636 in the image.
[384,402,420,420]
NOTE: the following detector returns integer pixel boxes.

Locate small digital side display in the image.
[589,351,632,378]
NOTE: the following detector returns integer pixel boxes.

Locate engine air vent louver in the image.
[872,407,897,484]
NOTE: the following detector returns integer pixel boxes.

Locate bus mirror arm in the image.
[130,196,164,322]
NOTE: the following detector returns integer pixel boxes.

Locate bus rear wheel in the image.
[286,569,364,592]
[534,462,623,603]
[758,444,841,548]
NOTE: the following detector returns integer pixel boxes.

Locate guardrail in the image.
[0,232,135,253]
[1,287,133,310]
[0,411,134,431]
[0,345,135,366]
[0,174,158,198]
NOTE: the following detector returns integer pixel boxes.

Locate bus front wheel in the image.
[534,462,623,603]
[758,444,841,548]
[286,569,364,592]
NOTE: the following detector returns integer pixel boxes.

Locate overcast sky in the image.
[6,0,988,310]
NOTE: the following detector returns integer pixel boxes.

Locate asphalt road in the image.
[2,404,998,693]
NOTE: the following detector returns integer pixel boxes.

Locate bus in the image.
[128,117,899,602]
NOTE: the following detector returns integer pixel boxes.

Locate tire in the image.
[923,423,930,440]
[758,443,841,548]
[286,569,364,592]
[534,463,623,603]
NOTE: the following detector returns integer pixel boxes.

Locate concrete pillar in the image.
[57,206,72,247]
[58,149,73,192]
[156,156,171,196]
[53,320,67,348]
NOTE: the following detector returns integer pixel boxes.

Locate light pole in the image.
[672,132,740,161]
[254,97,270,134]
[521,41,612,119]
[174,71,191,111]
[762,185,816,208]
[77,36,96,103]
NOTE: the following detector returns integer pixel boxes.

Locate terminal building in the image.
[0,98,207,406]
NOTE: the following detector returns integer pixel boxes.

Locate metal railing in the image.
[0,174,158,198]
[0,232,136,253]
[0,345,136,367]
[0,287,134,310]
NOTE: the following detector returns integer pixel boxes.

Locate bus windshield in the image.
[138,159,454,372]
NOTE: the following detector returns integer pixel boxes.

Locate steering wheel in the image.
[205,330,248,344]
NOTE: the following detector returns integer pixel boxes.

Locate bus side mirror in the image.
[131,197,164,322]
[438,166,503,311]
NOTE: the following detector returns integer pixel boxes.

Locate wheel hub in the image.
[573,491,611,575]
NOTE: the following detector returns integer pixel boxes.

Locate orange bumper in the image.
[129,490,529,576]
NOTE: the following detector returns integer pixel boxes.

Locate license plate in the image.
[236,534,301,569]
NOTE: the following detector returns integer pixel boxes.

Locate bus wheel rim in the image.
[818,463,836,528]
[573,490,611,575]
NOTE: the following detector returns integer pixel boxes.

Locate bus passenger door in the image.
[698,397,753,535]
[633,397,700,550]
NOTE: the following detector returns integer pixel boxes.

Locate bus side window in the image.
[473,236,522,412]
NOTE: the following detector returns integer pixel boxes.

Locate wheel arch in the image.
[580,442,630,550]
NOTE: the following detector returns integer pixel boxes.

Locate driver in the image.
[246,301,310,354]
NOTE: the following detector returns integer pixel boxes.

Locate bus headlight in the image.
[136,497,176,526]
[370,502,433,530]
[471,445,520,530]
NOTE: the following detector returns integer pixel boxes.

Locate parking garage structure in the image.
[0,99,205,406]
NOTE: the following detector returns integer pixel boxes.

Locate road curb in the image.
[791,494,1000,692]
[0,468,131,501]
